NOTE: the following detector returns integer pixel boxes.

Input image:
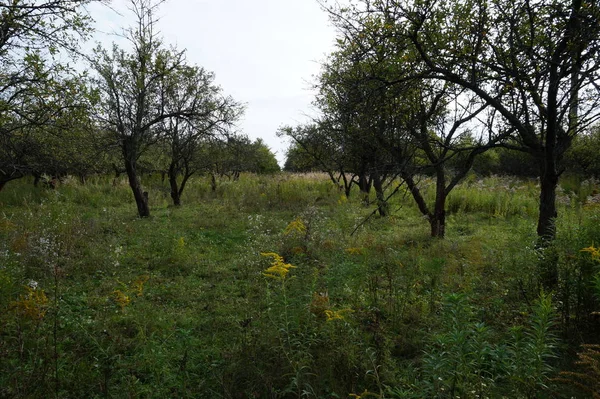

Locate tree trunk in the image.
[537,161,559,242]
[430,207,446,238]
[537,167,559,289]
[168,162,181,206]
[373,172,389,217]
[210,173,217,192]
[404,174,430,219]
[125,158,150,217]
[431,168,447,238]
[340,171,352,198]
[168,163,181,206]
[358,171,372,204]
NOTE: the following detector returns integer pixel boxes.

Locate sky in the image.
[85,0,338,166]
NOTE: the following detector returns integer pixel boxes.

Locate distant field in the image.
[1,173,599,398]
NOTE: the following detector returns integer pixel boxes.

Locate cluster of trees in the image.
[282,0,600,241]
[0,0,279,216]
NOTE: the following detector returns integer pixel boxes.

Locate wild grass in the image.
[0,173,598,398]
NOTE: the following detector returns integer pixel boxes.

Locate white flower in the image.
[28,280,39,289]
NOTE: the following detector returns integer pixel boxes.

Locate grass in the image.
[0,172,599,398]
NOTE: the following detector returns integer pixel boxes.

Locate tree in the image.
[0,0,98,190]
[564,125,600,178]
[311,23,493,233]
[242,138,280,174]
[92,0,205,217]
[283,142,322,172]
[324,0,600,240]
[159,65,242,206]
[279,123,356,197]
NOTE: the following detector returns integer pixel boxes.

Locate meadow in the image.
[1,173,599,398]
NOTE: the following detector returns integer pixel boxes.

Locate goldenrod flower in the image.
[283,218,307,237]
[261,252,296,280]
[113,290,131,309]
[581,244,600,260]
[13,286,48,320]
[324,308,353,322]
[132,275,149,297]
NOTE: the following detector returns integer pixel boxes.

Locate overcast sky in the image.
[86,0,338,166]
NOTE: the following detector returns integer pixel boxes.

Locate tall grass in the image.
[0,173,598,398]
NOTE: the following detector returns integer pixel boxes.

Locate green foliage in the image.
[249,139,281,174]
[400,292,557,398]
[0,1,96,187]
[284,142,323,172]
[564,126,600,178]
[0,174,598,397]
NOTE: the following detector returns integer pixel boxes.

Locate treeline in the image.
[0,0,279,215]
[285,127,600,179]
[278,0,600,243]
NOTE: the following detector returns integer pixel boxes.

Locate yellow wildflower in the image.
[261,252,296,280]
[283,217,307,237]
[324,308,353,322]
[113,290,131,309]
[338,194,348,205]
[132,275,150,297]
[13,286,49,320]
[581,244,600,261]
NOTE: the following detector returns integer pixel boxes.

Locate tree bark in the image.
[210,173,217,192]
[431,168,447,238]
[430,206,446,238]
[537,170,558,241]
[404,174,430,218]
[373,171,389,217]
[169,175,181,206]
[125,158,150,217]
[358,171,372,204]
[168,163,181,206]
